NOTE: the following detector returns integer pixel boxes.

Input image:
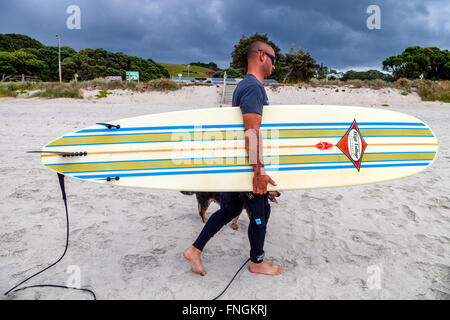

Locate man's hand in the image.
[253,172,277,194]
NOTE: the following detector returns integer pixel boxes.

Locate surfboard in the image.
[39,105,438,191]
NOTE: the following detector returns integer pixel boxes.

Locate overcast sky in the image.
[1,0,449,71]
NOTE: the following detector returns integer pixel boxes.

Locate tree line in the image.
[216,33,449,82]
[1,33,449,83]
[0,34,169,82]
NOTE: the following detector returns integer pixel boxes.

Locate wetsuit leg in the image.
[242,192,271,264]
[193,192,244,251]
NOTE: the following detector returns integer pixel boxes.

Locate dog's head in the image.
[268,191,281,204]
[180,191,195,195]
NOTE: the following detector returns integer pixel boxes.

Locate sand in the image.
[0,84,449,300]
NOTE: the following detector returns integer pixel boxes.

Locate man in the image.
[184,41,283,276]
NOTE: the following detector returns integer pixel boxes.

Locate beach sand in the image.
[0,85,449,300]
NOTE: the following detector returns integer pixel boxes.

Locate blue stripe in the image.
[62,159,432,174]
[76,122,426,133]
[73,162,430,179]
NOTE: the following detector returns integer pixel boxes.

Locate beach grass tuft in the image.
[32,82,83,99]
[0,82,36,97]
[96,90,113,98]
[1,78,448,102]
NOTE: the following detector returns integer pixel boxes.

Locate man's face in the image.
[263,47,276,78]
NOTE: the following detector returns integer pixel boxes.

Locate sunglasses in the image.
[258,50,276,65]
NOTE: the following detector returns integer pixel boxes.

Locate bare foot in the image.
[183,245,206,276]
[249,261,284,275]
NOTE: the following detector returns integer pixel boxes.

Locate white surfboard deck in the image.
[40,105,438,191]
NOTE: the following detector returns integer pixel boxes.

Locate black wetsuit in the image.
[192,74,271,263]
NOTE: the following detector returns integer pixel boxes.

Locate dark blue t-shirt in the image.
[232,74,269,115]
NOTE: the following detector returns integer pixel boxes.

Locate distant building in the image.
[105,76,123,81]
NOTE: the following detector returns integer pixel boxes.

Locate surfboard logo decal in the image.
[336,119,367,171]
[315,141,333,151]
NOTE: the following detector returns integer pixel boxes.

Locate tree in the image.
[189,61,220,71]
[382,46,450,80]
[61,48,169,81]
[342,69,393,81]
[36,46,77,81]
[315,63,328,79]
[230,33,282,79]
[0,49,47,80]
[208,62,219,71]
[0,33,44,52]
[212,67,244,78]
[283,49,317,82]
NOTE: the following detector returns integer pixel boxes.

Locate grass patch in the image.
[96,90,113,98]
[157,62,214,78]
[32,82,83,99]
[0,82,36,97]
[123,78,181,92]
[414,80,450,103]
[78,78,180,92]
[78,78,137,90]
[294,78,449,103]
[1,77,447,103]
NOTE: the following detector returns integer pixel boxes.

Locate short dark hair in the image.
[247,41,269,61]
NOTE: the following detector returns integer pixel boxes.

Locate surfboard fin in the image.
[27,151,88,157]
[96,122,120,129]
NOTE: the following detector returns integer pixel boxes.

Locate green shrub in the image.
[96,90,112,98]
[367,79,388,89]
[415,80,450,103]
[79,78,134,90]
[32,82,83,99]
[146,78,180,91]
[309,78,320,87]
[0,82,36,97]
[394,78,413,92]
[346,79,364,88]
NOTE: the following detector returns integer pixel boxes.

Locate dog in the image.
[180,191,281,230]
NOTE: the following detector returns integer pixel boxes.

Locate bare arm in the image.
[242,113,276,194]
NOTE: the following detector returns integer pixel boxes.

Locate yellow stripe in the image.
[47,128,433,146]
[46,152,435,173]
[362,153,435,161]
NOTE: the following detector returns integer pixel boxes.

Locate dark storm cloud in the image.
[0,0,448,70]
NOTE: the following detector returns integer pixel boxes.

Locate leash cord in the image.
[213,258,251,300]
[5,173,247,301]
[4,173,96,300]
